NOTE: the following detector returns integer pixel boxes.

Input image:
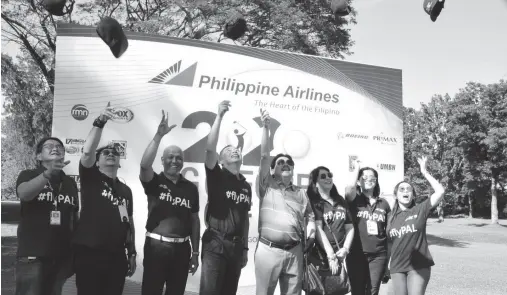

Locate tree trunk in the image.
[491,177,499,224]
[469,195,474,218]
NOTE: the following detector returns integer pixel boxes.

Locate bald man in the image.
[139,111,200,295]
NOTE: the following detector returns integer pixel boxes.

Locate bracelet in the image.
[192,251,199,255]
[93,117,107,128]
[244,247,249,251]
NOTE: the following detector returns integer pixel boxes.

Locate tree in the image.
[1,0,358,199]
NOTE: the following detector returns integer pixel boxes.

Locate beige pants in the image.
[254,241,303,295]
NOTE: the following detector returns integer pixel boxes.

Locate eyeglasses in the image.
[361,176,377,181]
[276,159,294,166]
[101,149,120,157]
[43,144,65,152]
[397,187,412,193]
[319,172,333,180]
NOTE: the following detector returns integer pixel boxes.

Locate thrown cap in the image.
[423,0,446,22]
[96,17,129,58]
[43,0,67,16]
[331,0,351,17]
[224,13,247,40]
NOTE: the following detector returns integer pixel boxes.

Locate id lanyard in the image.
[47,181,63,226]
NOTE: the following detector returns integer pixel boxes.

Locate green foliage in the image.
[1,0,357,199]
[404,80,507,221]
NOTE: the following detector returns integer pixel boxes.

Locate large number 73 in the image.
[180,110,281,166]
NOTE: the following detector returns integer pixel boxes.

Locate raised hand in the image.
[417,156,428,174]
[156,110,177,136]
[47,159,71,175]
[218,100,231,117]
[260,108,270,127]
[99,101,115,122]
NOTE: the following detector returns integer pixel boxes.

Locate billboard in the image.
[53,23,403,293]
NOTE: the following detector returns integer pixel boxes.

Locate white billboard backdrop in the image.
[53,23,403,293]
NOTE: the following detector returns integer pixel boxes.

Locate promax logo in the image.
[148,60,197,87]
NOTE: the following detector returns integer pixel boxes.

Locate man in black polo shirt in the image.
[15,137,78,295]
[200,100,252,295]
[139,111,200,295]
[72,104,137,295]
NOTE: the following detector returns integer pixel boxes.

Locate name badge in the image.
[367,220,378,235]
[50,211,61,226]
[118,204,129,223]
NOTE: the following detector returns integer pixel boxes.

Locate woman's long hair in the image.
[307,166,346,207]
[387,180,418,233]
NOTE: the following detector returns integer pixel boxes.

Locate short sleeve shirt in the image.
[348,193,391,254]
[258,174,315,245]
[205,163,252,236]
[388,199,435,273]
[73,162,133,252]
[141,172,199,238]
[16,167,79,258]
[312,198,352,247]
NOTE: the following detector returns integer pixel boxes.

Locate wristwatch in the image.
[93,117,107,128]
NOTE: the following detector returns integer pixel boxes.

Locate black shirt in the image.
[348,193,391,254]
[205,163,252,236]
[16,167,79,258]
[73,162,133,252]
[312,197,352,247]
[141,172,199,238]
[387,199,435,273]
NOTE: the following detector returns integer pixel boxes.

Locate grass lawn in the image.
[2,218,507,295]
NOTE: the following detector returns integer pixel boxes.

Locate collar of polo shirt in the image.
[275,179,296,191]
[223,166,246,181]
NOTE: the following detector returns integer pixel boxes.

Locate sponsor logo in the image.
[66,138,85,145]
[71,104,89,121]
[148,60,197,87]
[337,132,369,140]
[377,163,396,171]
[372,135,398,145]
[109,140,127,159]
[65,145,80,155]
[109,107,134,124]
[68,175,81,192]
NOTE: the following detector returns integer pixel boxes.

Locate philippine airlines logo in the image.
[148,60,197,87]
[71,104,89,121]
[337,132,369,140]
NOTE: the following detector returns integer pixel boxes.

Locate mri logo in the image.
[148,60,197,87]
[71,104,89,121]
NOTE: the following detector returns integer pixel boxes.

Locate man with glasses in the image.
[72,103,136,295]
[255,109,316,295]
[139,111,200,295]
[15,137,79,295]
[200,100,252,295]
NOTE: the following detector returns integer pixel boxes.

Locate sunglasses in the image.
[276,159,294,166]
[319,172,333,179]
[43,144,65,152]
[101,149,120,157]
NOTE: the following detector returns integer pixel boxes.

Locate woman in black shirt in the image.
[307,166,355,295]
[386,156,444,295]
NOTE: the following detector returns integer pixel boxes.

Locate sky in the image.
[1,0,507,110]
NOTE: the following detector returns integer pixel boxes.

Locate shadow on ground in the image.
[427,234,469,248]
[2,237,17,295]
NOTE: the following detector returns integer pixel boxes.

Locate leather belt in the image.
[208,228,243,243]
[259,237,300,250]
[146,232,190,243]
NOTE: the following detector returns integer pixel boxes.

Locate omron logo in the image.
[337,132,369,140]
[373,135,398,145]
[377,163,396,171]
[71,104,89,121]
[148,60,197,87]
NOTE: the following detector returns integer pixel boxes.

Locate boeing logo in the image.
[337,132,369,140]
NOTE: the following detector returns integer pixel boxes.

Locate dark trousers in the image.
[15,256,72,295]
[142,237,191,295]
[73,245,128,295]
[199,229,244,295]
[347,251,387,295]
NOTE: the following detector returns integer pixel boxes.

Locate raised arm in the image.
[81,103,115,168]
[17,160,69,201]
[418,156,445,208]
[140,111,176,182]
[344,158,361,202]
[205,101,230,170]
[258,108,271,198]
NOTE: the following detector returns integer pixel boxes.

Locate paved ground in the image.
[2,218,507,295]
